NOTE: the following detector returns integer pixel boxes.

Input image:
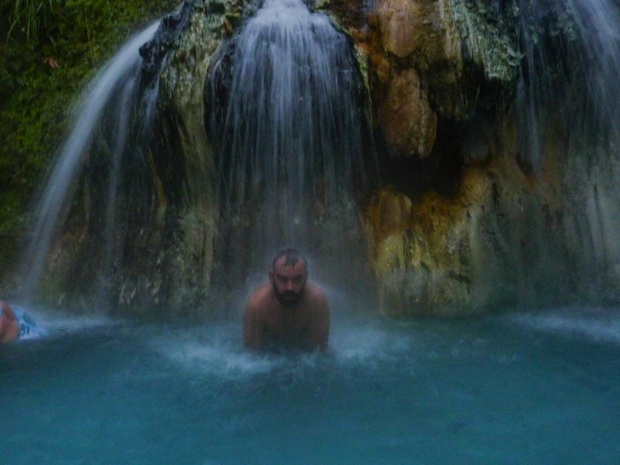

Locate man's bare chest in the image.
[265,309,311,335]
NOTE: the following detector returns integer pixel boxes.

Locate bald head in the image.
[271,248,307,273]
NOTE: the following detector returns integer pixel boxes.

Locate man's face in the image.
[270,257,308,307]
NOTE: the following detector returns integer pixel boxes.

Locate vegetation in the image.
[0,0,181,266]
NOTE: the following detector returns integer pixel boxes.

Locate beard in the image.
[273,284,304,307]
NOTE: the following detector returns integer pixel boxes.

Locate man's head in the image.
[269,248,308,307]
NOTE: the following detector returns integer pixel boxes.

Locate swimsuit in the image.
[15,308,38,338]
[1,303,40,339]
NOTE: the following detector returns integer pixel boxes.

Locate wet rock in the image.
[141,0,233,314]
[378,68,437,158]
[336,0,518,158]
[374,0,424,59]
[364,155,568,316]
[140,1,201,86]
[27,0,546,318]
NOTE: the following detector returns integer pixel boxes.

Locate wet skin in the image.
[0,301,20,343]
[243,257,329,352]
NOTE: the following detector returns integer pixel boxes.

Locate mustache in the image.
[273,284,304,307]
[280,291,300,299]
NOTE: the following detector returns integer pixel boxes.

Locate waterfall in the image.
[208,0,377,284]
[19,23,161,301]
[22,0,620,314]
[514,0,620,168]
[513,0,620,296]
[15,0,378,312]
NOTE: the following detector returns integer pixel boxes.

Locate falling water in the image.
[513,0,620,298]
[561,0,620,287]
[19,0,620,311]
[208,0,377,282]
[16,0,378,311]
[19,23,161,300]
[515,0,620,166]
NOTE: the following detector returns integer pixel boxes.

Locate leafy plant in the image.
[0,0,180,246]
[6,0,60,46]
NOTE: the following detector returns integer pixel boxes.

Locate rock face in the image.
[137,1,225,314]
[323,0,608,314]
[364,153,568,315]
[377,68,437,158]
[33,0,620,316]
[327,0,549,314]
[338,0,518,161]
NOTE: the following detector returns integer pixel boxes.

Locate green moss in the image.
[0,0,181,264]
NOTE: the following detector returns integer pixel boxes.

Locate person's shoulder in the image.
[305,282,328,305]
[246,284,272,312]
[0,300,16,320]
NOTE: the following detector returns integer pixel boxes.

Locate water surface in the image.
[1,306,618,464]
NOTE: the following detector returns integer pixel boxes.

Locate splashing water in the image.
[2,306,619,464]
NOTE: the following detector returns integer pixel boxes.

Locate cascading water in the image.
[208,0,377,286]
[14,0,620,313]
[19,23,161,303]
[514,0,620,167]
[16,0,378,313]
[512,0,620,299]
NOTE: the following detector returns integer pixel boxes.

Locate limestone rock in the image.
[378,68,437,158]
[374,0,460,63]
[375,0,424,59]
[341,0,519,158]
[364,156,568,316]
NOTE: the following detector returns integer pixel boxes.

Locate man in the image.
[243,248,329,352]
[0,300,21,343]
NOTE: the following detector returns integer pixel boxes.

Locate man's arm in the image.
[0,301,19,343]
[243,301,264,350]
[309,293,329,351]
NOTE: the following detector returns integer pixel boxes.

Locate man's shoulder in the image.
[306,281,326,297]
[246,284,273,312]
[304,282,329,308]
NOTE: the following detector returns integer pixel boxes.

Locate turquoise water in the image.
[1,307,619,464]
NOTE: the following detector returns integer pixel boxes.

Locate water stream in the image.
[208,0,377,279]
[19,22,161,300]
[514,0,620,283]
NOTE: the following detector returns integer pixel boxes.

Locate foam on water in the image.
[330,321,413,363]
[7,304,117,343]
[149,314,419,385]
[151,324,285,379]
[505,306,620,345]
